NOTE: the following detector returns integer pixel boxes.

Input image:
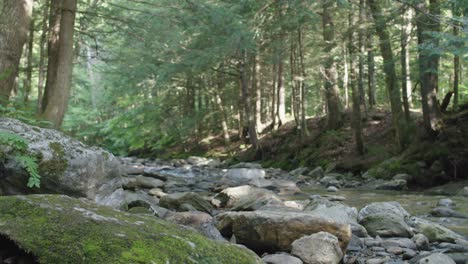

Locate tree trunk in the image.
[415,0,443,136]
[0,0,33,102]
[298,27,308,137]
[41,0,78,128]
[322,0,343,130]
[343,44,350,109]
[254,53,262,131]
[23,17,35,103]
[358,0,368,116]
[367,23,376,108]
[453,5,461,110]
[276,53,286,128]
[37,0,50,113]
[401,7,413,122]
[239,51,259,149]
[368,0,405,148]
[349,3,365,155]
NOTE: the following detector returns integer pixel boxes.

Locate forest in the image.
[0,0,468,263]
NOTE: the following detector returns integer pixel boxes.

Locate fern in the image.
[0,131,41,188]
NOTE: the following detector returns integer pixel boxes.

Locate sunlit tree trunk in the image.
[453,5,461,110]
[401,7,413,121]
[358,0,368,117]
[0,0,33,102]
[343,44,350,109]
[366,8,376,108]
[239,51,259,149]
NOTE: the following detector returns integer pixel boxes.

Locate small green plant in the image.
[0,131,41,188]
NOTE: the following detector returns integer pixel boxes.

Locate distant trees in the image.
[1,0,467,156]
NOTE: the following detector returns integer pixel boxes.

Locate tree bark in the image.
[453,5,461,110]
[239,51,259,149]
[0,0,33,102]
[368,0,405,148]
[401,7,413,122]
[366,13,376,108]
[322,0,343,130]
[358,0,368,116]
[41,0,78,128]
[415,0,443,136]
[349,3,365,155]
[37,0,50,113]
[23,16,35,103]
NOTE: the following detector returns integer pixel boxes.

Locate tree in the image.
[368,0,405,148]
[0,0,33,102]
[40,0,78,128]
[415,0,443,136]
[322,0,343,130]
[401,7,413,121]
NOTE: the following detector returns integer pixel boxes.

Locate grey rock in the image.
[382,238,417,250]
[327,186,339,192]
[222,168,266,186]
[431,207,468,218]
[291,232,343,264]
[216,210,352,253]
[164,211,226,241]
[214,185,282,211]
[375,179,407,191]
[262,253,303,264]
[159,192,214,214]
[412,234,430,250]
[0,118,123,199]
[290,167,310,177]
[407,217,464,243]
[438,198,456,207]
[415,253,456,264]
[229,162,263,169]
[308,167,325,179]
[358,202,410,222]
[459,187,468,197]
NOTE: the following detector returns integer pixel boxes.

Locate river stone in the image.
[431,207,468,218]
[216,210,351,253]
[222,168,267,186]
[304,198,367,237]
[215,185,281,210]
[0,195,261,264]
[438,198,455,207]
[0,118,123,199]
[412,234,430,250]
[459,187,468,197]
[358,202,410,221]
[290,167,310,176]
[360,213,413,238]
[308,167,325,179]
[262,253,303,264]
[159,192,214,214]
[407,217,464,243]
[163,211,226,241]
[291,232,343,264]
[375,179,407,190]
[415,253,456,264]
[229,162,263,169]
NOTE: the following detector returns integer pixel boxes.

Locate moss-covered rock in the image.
[0,118,123,199]
[0,195,261,264]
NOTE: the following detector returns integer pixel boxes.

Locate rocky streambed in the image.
[95,156,468,264]
[1,118,468,264]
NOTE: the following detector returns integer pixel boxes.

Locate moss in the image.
[102,151,110,160]
[0,195,260,264]
[38,142,68,182]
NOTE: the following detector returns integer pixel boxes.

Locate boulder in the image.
[303,198,367,237]
[229,162,263,169]
[290,167,310,177]
[308,167,325,179]
[437,198,455,207]
[163,211,226,241]
[262,253,303,264]
[414,253,456,264]
[216,210,351,253]
[159,192,214,214]
[407,217,464,243]
[412,234,430,250]
[431,207,468,218]
[0,118,123,199]
[358,202,412,238]
[375,179,407,190]
[0,195,261,263]
[291,232,343,264]
[459,187,468,197]
[215,185,282,211]
[222,168,267,187]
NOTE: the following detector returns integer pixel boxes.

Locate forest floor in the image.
[161,105,468,187]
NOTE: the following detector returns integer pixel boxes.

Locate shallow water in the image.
[298,187,468,237]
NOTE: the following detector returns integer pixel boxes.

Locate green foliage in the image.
[0,131,41,188]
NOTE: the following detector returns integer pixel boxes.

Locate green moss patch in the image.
[0,195,260,264]
[38,142,68,182]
